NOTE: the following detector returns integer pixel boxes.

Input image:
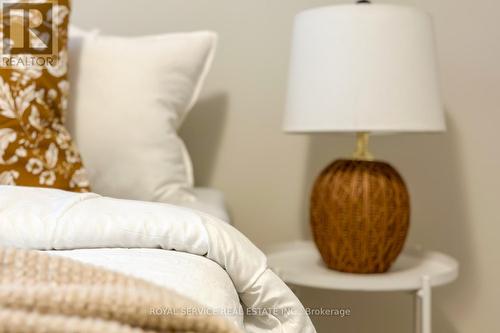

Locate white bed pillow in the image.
[67,27,217,203]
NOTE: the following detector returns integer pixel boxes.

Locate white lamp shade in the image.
[284,4,446,133]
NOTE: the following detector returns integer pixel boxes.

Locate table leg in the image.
[414,290,421,333]
[414,276,431,333]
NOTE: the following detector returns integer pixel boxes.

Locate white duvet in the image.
[0,186,315,333]
[51,248,246,330]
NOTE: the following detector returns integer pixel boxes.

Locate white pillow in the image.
[67,27,217,203]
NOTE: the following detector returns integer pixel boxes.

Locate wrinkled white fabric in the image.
[51,248,245,330]
[0,186,316,333]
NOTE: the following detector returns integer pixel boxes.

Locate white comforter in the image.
[51,248,246,330]
[0,186,315,333]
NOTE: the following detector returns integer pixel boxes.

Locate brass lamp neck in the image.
[353,132,374,161]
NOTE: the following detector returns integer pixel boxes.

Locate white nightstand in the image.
[267,241,458,333]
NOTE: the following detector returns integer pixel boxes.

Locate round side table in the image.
[267,241,458,333]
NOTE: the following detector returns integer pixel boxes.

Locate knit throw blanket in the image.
[0,248,241,333]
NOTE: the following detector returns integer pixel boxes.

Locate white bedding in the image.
[51,248,245,330]
[48,190,240,327]
[0,186,316,333]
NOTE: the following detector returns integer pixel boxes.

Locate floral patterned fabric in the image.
[0,0,90,192]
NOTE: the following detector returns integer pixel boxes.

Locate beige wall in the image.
[72,0,500,332]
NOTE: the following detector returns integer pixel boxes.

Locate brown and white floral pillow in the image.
[0,0,90,192]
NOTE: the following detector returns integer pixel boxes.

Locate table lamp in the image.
[284,1,445,273]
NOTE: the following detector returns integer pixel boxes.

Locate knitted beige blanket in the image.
[0,248,241,333]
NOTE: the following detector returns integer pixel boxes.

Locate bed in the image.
[0,185,316,333]
[50,188,245,330]
[0,10,315,331]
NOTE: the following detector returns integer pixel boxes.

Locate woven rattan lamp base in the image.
[310,159,410,274]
